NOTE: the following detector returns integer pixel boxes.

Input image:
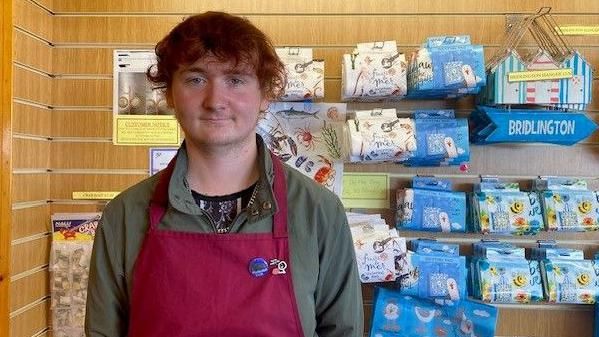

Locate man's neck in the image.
[184,138,260,196]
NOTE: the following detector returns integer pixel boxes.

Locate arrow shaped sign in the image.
[472,106,598,145]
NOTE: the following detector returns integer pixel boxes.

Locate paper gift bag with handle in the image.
[480,7,592,111]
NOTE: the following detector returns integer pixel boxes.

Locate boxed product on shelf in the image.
[347,213,408,283]
[396,177,467,233]
[346,108,416,163]
[275,47,324,101]
[399,239,468,301]
[346,109,469,166]
[470,177,544,235]
[406,35,485,99]
[341,40,407,101]
[370,286,498,337]
[532,243,599,304]
[402,110,470,167]
[470,240,544,304]
[535,177,599,232]
[50,212,101,337]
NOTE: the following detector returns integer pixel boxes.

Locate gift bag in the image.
[370,287,498,337]
[481,8,592,110]
[342,41,407,101]
[275,47,324,101]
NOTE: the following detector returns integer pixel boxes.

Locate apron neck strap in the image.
[148,151,289,238]
[148,153,177,230]
[270,152,288,239]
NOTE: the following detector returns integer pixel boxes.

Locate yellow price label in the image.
[556,26,599,35]
[508,69,573,82]
[72,191,120,200]
[341,173,389,209]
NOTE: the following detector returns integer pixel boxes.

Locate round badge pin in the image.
[248,257,269,277]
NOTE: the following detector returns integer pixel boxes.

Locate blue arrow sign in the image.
[472,106,598,145]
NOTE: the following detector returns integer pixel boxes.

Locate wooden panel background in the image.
[9,300,50,337]
[47,0,599,14]
[8,0,599,336]
[10,1,52,336]
[10,270,49,313]
[11,206,51,241]
[1,0,13,335]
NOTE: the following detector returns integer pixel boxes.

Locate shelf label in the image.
[508,69,573,82]
[72,191,120,200]
[556,26,599,35]
[342,173,389,209]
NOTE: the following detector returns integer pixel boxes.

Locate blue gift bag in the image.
[370,287,498,337]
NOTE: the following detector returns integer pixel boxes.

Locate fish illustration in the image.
[276,107,320,119]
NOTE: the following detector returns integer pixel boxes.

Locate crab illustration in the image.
[313,155,336,187]
[294,125,320,150]
[258,122,297,159]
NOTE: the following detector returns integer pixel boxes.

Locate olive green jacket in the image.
[85,137,363,337]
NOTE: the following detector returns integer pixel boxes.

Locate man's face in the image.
[169,55,269,151]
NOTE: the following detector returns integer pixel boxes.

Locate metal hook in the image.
[295,60,314,73]
[372,41,385,50]
[288,47,301,56]
[381,52,400,69]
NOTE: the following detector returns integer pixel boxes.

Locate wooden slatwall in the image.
[10,0,53,336]
[1,0,14,336]
[7,0,599,336]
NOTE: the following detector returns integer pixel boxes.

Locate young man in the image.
[85,11,363,337]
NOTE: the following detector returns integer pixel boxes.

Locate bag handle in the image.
[487,7,573,71]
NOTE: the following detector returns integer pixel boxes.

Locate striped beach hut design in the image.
[524,50,560,105]
[557,51,593,111]
[485,49,592,110]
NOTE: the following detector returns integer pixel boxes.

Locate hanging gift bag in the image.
[341,41,407,101]
[275,47,324,101]
[482,7,592,110]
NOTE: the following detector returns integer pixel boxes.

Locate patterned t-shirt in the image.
[191,183,256,234]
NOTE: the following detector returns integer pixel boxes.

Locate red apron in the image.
[127,153,305,337]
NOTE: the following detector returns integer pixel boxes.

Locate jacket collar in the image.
[168,135,277,222]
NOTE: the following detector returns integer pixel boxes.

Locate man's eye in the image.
[186,77,205,85]
[229,78,245,85]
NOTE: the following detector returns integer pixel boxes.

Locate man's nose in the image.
[201,81,226,111]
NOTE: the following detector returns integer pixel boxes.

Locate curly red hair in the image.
[147,12,286,100]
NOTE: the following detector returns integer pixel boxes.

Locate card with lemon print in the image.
[475,192,544,235]
[541,191,599,231]
[541,259,599,304]
[475,258,544,303]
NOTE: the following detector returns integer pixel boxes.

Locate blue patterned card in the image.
[371,287,498,337]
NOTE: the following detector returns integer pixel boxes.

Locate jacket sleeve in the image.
[85,209,129,337]
[314,198,364,337]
